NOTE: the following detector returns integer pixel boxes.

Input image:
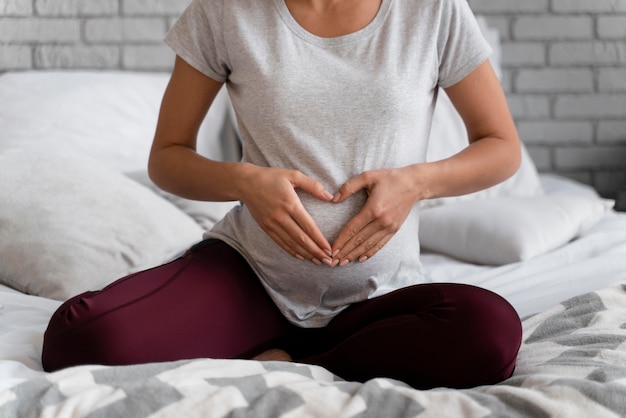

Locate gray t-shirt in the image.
[165,0,491,327]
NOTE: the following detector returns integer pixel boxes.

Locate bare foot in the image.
[252,348,292,362]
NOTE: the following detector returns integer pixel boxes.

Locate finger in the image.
[255,199,324,263]
[263,195,331,263]
[267,220,326,265]
[332,208,371,257]
[290,203,333,261]
[338,229,393,267]
[333,173,369,203]
[268,229,308,260]
[334,220,378,266]
[287,172,335,260]
[332,199,400,265]
[263,177,332,261]
[292,172,335,202]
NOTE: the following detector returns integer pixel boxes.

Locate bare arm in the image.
[149,55,242,201]
[149,56,335,264]
[420,59,521,199]
[331,60,521,265]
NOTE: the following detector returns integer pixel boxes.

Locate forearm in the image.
[410,134,521,202]
[148,144,255,202]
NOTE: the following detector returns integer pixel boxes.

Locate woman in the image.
[43,0,523,389]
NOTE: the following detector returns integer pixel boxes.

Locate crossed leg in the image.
[42,239,522,389]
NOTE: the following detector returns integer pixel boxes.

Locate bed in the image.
[1,21,626,417]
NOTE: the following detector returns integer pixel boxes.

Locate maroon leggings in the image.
[42,239,522,389]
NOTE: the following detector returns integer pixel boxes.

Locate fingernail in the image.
[332,193,341,202]
[322,258,333,267]
[296,254,305,261]
[323,191,334,200]
[332,249,340,258]
[359,256,368,263]
[324,249,332,257]
[339,259,350,267]
[332,259,340,267]
[312,258,322,266]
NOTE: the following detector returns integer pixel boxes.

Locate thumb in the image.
[333,173,369,203]
[293,172,334,202]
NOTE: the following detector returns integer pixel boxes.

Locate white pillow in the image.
[419,195,614,265]
[0,71,168,173]
[125,170,239,230]
[539,173,601,200]
[0,71,238,173]
[0,146,204,300]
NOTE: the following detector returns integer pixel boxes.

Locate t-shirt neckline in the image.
[275,0,391,47]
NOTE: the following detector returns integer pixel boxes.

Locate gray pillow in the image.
[0,146,204,300]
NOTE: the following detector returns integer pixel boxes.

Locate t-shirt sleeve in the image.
[164,0,230,82]
[437,0,492,88]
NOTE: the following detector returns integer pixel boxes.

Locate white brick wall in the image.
[0,0,625,202]
[469,0,626,203]
[0,0,32,15]
[0,0,180,71]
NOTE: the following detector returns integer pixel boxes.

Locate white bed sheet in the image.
[1,175,625,391]
[0,286,61,390]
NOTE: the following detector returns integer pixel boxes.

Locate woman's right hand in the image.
[239,165,335,265]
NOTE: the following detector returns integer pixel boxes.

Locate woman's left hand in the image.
[330,166,423,267]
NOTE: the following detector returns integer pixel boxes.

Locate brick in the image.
[507,95,551,119]
[123,45,174,70]
[552,0,626,13]
[468,0,549,13]
[167,17,178,31]
[34,45,119,68]
[598,121,626,143]
[555,145,626,169]
[122,0,189,16]
[0,45,32,70]
[0,18,80,43]
[85,18,167,43]
[517,121,594,144]
[35,0,79,16]
[480,16,510,41]
[501,42,546,67]
[599,68,626,93]
[550,42,626,66]
[516,69,594,93]
[555,94,626,119]
[526,146,552,171]
[126,18,167,41]
[598,16,626,40]
[513,16,593,41]
[0,0,32,16]
[79,0,119,16]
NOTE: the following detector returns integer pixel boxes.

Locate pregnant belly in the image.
[247,189,404,296]
[297,189,368,244]
[215,190,421,325]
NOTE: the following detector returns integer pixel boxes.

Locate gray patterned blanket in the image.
[2,283,625,418]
